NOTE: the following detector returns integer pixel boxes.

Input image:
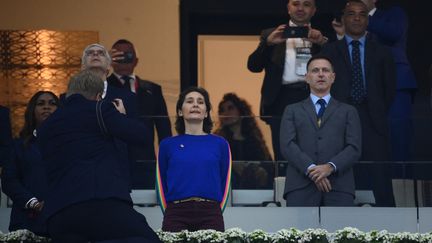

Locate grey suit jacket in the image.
[280,97,361,198]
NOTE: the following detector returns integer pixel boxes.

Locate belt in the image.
[173,197,216,204]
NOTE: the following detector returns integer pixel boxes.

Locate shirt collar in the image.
[310,93,331,105]
[369,7,377,16]
[288,20,310,27]
[345,34,366,46]
[113,72,136,83]
[102,80,108,99]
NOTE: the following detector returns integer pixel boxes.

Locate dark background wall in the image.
[180,0,431,95]
[180,0,432,160]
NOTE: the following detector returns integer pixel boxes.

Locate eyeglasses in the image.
[85,49,107,57]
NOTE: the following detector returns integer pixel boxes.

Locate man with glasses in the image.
[80,43,137,118]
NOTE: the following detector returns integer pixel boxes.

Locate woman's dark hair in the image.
[20,91,59,146]
[214,93,272,161]
[175,86,213,134]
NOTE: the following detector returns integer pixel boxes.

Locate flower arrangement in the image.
[2,227,432,243]
[0,229,51,243]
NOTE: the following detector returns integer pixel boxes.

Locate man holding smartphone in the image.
[248,0,330,162]
[108,39,172,190]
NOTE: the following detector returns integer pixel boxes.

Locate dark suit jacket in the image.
[247,26,330,118]
[368,6,417,90]
[60,83,137,119]
[1,138,48,234]
[280,98,361,198]
[60,83,138,186]
[107,74,172,160]
[320,35,396,134]
[37,94,150,219]
[0,105,12,168]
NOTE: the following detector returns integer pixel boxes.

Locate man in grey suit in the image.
[280,55,361,206]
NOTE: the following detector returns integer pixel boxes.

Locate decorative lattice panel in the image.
[0,30,98,136]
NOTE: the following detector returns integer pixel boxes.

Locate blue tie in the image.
[350,40,366,104]
[317,99,326,127]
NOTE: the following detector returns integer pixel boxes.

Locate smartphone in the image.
[282,26,309,39]
[115,51,135,64]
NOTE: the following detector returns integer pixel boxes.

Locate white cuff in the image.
[25,197,38,209]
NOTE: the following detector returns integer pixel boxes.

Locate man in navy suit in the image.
[333,0,417,161]
[320,0,396,206]
[37,70,161,243]
[80,43,137,118]
[108,39,172,189]
[76,43,138,190]
[281,55,361,206]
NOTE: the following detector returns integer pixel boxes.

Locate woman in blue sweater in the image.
[156,86,231,232]
[1,91,59,235]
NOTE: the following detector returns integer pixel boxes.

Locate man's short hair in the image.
[66,70,104,99]
[307,55,335,71]
[343,0,368,13]
[112,39,133,48]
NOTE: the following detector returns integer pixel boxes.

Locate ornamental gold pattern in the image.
[0,30,98,136]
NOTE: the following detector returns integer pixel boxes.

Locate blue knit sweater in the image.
[156,134,231,212]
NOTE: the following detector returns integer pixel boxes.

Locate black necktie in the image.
[350,40,366,104]
[121,75,132,91]
[317,98,326,127]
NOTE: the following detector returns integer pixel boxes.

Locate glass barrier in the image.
[3,113,431,208]
[129,111,432,207]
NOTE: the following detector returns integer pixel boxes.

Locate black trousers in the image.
[47,199,161,243]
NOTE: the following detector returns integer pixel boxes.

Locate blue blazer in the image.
[1,138,48,234]
[0,105,12,168]
[60,83,138,187]
[368,6,417,90]
[37,94,149,219]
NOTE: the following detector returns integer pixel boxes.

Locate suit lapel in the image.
[320,98,338,127]
[302,98,319,129]
[364,35,374,93]
[271,42,286,67]
[338,38,352,74]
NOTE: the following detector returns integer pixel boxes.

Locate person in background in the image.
[156,86,231,232]
[37,70,160,243]
[247,0,331,162]
[280,55,361,206]
[333,0,417,161]
[78,43,138,191]
[320,0,396,207]
[1,91,58,235]
[214,92,273,189]
[109,39,172,189]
